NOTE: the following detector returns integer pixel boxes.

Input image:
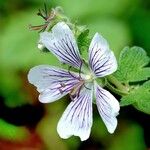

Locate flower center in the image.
[84,74,93,81]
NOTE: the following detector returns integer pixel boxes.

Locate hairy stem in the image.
[106,75,129,95]
[105,79,128,96]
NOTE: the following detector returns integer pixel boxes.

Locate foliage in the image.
[114,47,150,83]
[120,81,150,114]
[0,0,150,149]
[113,47,150,114]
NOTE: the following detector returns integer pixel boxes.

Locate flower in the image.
[28,22,120,141]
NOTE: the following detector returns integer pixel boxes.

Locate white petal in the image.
[39,22,82,68]
[95,83,120,133]
[89,33,117,77]
[57,85,93,141]
[28,65,80,103]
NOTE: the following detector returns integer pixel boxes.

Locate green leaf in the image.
[77,28,90,53]
[114,46,150,83]
[77,28,90,60]
[120,80,150,114]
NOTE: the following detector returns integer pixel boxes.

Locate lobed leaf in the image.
[114,46,150,83]
[120,81,150,114]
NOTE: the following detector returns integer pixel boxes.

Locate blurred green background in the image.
[0,0,150,149]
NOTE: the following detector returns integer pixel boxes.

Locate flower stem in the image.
[106,75,129,94]
[105,79,128,96]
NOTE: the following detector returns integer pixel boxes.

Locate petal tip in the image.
[39,93,56,103]
[57,123,71,140]
[107,118,118,134]
[27,68,36,84]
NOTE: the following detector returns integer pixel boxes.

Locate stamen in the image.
[60,83,66,88]
[76,84,83,98]
[37,9,47,20]
[85,74,92,80]
[58,88,63,94]
[58,83,66,94]
[29,4,56,32]
[29,24,47,32]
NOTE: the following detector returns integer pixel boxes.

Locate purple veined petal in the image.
[28,65,81,103]
[94,82,120,133]
[57,84,93,141]
[89,33,117,77]
[39,22,82,68]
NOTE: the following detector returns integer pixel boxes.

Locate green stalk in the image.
[107,75,129,92]
[105,79,128,96]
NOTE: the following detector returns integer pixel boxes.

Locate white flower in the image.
[28,22,120,141]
